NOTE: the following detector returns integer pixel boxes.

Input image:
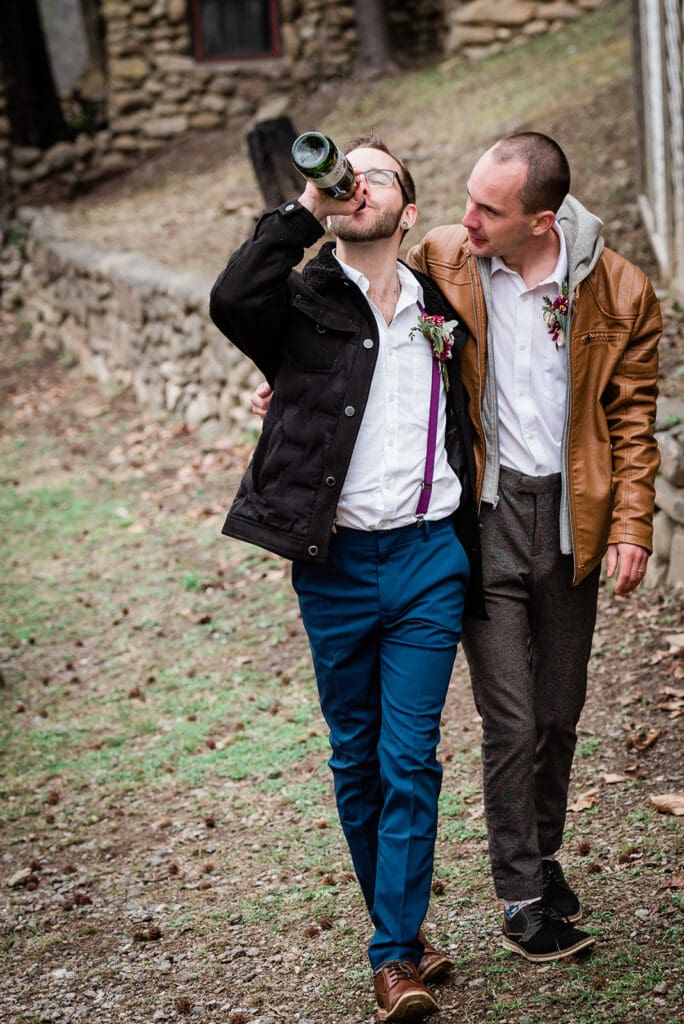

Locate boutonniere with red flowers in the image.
[542,281,569,349]
[410,310,459,391]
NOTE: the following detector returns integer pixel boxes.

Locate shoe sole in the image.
[376,991,439,1021]
[501,933,595,962]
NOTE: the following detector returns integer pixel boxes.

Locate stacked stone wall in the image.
[2,208,261,440]
[651,400,684,588]
[445,0,608,60]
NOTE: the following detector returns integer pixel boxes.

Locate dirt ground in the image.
[1,311,684,1024]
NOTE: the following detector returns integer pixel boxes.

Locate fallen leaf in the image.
[659,874,684,890]
[664,632,684,654]
[660,686,684,699]
[568,791,598,812]
[603,773,628,784]
[649,793,684,816]
[179,609,212,625]
[619,691,644,707]
[7,868,33,888]
[625,726,662,751]
[74,400,107,418]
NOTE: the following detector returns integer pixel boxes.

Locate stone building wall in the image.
[0,0,442,197]
[0,0,611,196]
[2,206,681,588]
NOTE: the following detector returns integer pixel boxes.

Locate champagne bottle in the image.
[291,131,357,199]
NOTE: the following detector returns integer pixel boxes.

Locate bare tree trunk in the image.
[0,0,69,148]
[352,0,399,78]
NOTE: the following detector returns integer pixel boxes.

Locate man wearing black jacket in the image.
[210,134,483,1023]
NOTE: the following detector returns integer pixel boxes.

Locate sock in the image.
[504,896,541,919]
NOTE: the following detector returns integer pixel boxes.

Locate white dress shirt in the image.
[490,225,569,476]
[334,256,462,530]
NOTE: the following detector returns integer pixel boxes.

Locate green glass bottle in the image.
[291,131,357,199]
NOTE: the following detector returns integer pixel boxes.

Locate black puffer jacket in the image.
[210,200,485,616]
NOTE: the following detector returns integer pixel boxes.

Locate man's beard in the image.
[331,205,403,243]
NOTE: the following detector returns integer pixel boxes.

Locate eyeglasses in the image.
[358,168,411,205]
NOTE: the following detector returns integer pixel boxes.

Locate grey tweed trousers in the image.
[462,466,600,900]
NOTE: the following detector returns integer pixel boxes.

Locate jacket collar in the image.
[301,241,465,351]
[301,241,346,291]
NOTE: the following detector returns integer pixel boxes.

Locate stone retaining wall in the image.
[651,399,684,588]
[445,0,608,60]
[3,208,260,441]
[1,203,680,587]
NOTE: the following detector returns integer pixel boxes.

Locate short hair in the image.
[491,132,570,214]
[343,132,416,206]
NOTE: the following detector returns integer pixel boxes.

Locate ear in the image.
[530,210,556,236]
[401,203,418,231]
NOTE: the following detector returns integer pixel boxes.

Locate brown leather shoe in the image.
[418,929,453,983]
[373,960,439,1021]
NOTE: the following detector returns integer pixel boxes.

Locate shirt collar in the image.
[491,223,568,289]
[333,252,423,308]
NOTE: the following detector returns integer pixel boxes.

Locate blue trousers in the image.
[292,518,469,969]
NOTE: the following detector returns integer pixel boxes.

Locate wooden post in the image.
[246,116,306,209]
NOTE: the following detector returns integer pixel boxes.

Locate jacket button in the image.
[325,475,336,487]
[284,203,296,212]
[344,406,355,417]
[307,545,319,556]
[363,338,374,349]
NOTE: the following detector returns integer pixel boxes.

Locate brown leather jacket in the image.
[408,196,661,584]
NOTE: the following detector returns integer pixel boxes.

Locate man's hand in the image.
[297,176,367,224]
[605,542,649,596]
[251,381,273,420]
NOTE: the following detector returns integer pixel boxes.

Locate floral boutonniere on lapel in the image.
[410,308,459,391]
[542,281,569,349]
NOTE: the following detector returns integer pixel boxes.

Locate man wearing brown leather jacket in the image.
[407,131,660,962]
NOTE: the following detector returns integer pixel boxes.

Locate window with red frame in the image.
[191,0,280,61]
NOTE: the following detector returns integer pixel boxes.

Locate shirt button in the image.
[344,406,355,417]
[363,338,374,349]
[284,203,296,212]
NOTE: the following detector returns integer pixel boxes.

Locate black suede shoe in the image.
[542,860,582,922]
[502,901,595,962]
